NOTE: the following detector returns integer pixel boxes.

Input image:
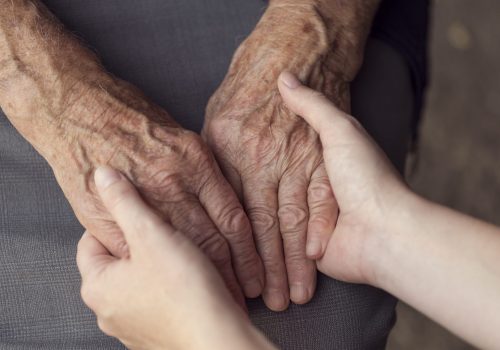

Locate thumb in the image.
[278,71,350,138]
[94,166,172,251]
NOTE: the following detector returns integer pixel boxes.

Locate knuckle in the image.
[198,234,231,266]
[149,170,185,197]
[96,302,116,326]
[236,251,261,276]
[96,318,113,337]
[206,117,234,143]
[309,212,335,231]
[264,262,288,284]
[93,223,129,257]
[218,205,251,237]
[247,207,278,234]
[76,236,87,254]
[278,204,308,234]
[109,236,129,258]
[80,283,99,310]
[181,131,209,157]
[285,247,308,264]
[308,181,333,202]
[262,256,284,274]
[256,233,281,258]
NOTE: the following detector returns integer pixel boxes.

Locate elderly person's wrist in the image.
[0,0,104,147]
[0,0,182,165]
[266,0,380,82]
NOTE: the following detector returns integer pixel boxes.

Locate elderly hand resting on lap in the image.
[0,0,266,309]
[78,72,500,350]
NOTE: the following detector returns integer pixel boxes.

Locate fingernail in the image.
[264,290,288,311]
[306,239,322,258]
[95,166,122,190]
[290,284,309,304]
[280,71,301,89]
[243,279,263,298]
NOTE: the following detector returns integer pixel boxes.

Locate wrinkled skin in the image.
[0,0,265,307]
[203,4,352,310]
[77,168,275,350]
[12,75,265,307]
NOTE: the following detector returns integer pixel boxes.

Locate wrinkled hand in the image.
[77,167,274,350]
[202,4,350,310]
[46,76,264,306]
[0,0,266,309]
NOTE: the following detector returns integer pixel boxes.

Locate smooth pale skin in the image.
[79,72,500,350]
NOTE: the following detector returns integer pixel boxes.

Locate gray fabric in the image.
[0,1,414,349]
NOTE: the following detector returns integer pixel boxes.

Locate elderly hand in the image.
[49,77,265,306]
[77,167,275,350]
[0,1,263,306]
[202,3,355,310]
[277,72,409,284]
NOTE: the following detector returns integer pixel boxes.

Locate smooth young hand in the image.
[279,72,500,350]
[278,71,411,285]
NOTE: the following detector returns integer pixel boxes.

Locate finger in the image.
[278,173,316,304]
[307,164,338,259]
[242,177,289,311]
[94,166,172,250]
[278,71,350,139]
[165,196,246,309]
[199,166,264,298]
[76,231,116,280]
[76,231,117,311]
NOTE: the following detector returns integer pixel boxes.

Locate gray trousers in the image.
[0,1,414,349]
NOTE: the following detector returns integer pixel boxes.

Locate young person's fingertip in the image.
[279,71,301,89]
[95,166,122,190]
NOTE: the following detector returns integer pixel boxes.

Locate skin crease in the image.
[77,167,277,350]
[78,73,500,350]
[0,0,381,312]
[0,0,265,307]
[203,0,380,310]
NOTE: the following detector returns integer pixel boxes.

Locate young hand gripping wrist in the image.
[76,167,275,350]
[278,71,500,350]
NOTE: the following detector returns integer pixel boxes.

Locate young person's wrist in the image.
[365,190,432,290]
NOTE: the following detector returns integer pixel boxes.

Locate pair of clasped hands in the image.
[77,72,409,349]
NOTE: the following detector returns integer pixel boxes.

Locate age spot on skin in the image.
[302,22,314,34]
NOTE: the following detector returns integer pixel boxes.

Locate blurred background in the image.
[386,1,500,349]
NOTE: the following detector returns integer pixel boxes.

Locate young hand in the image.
[278,71,412,285]
[279,72,500,350]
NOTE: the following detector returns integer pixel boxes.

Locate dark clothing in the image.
[373,0,430,135]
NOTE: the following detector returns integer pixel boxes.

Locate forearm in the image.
[268,0,381,81]
[0,0,176,163]
[374,194,500,349]
[0,0,103,132]
[219,0,380,114]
